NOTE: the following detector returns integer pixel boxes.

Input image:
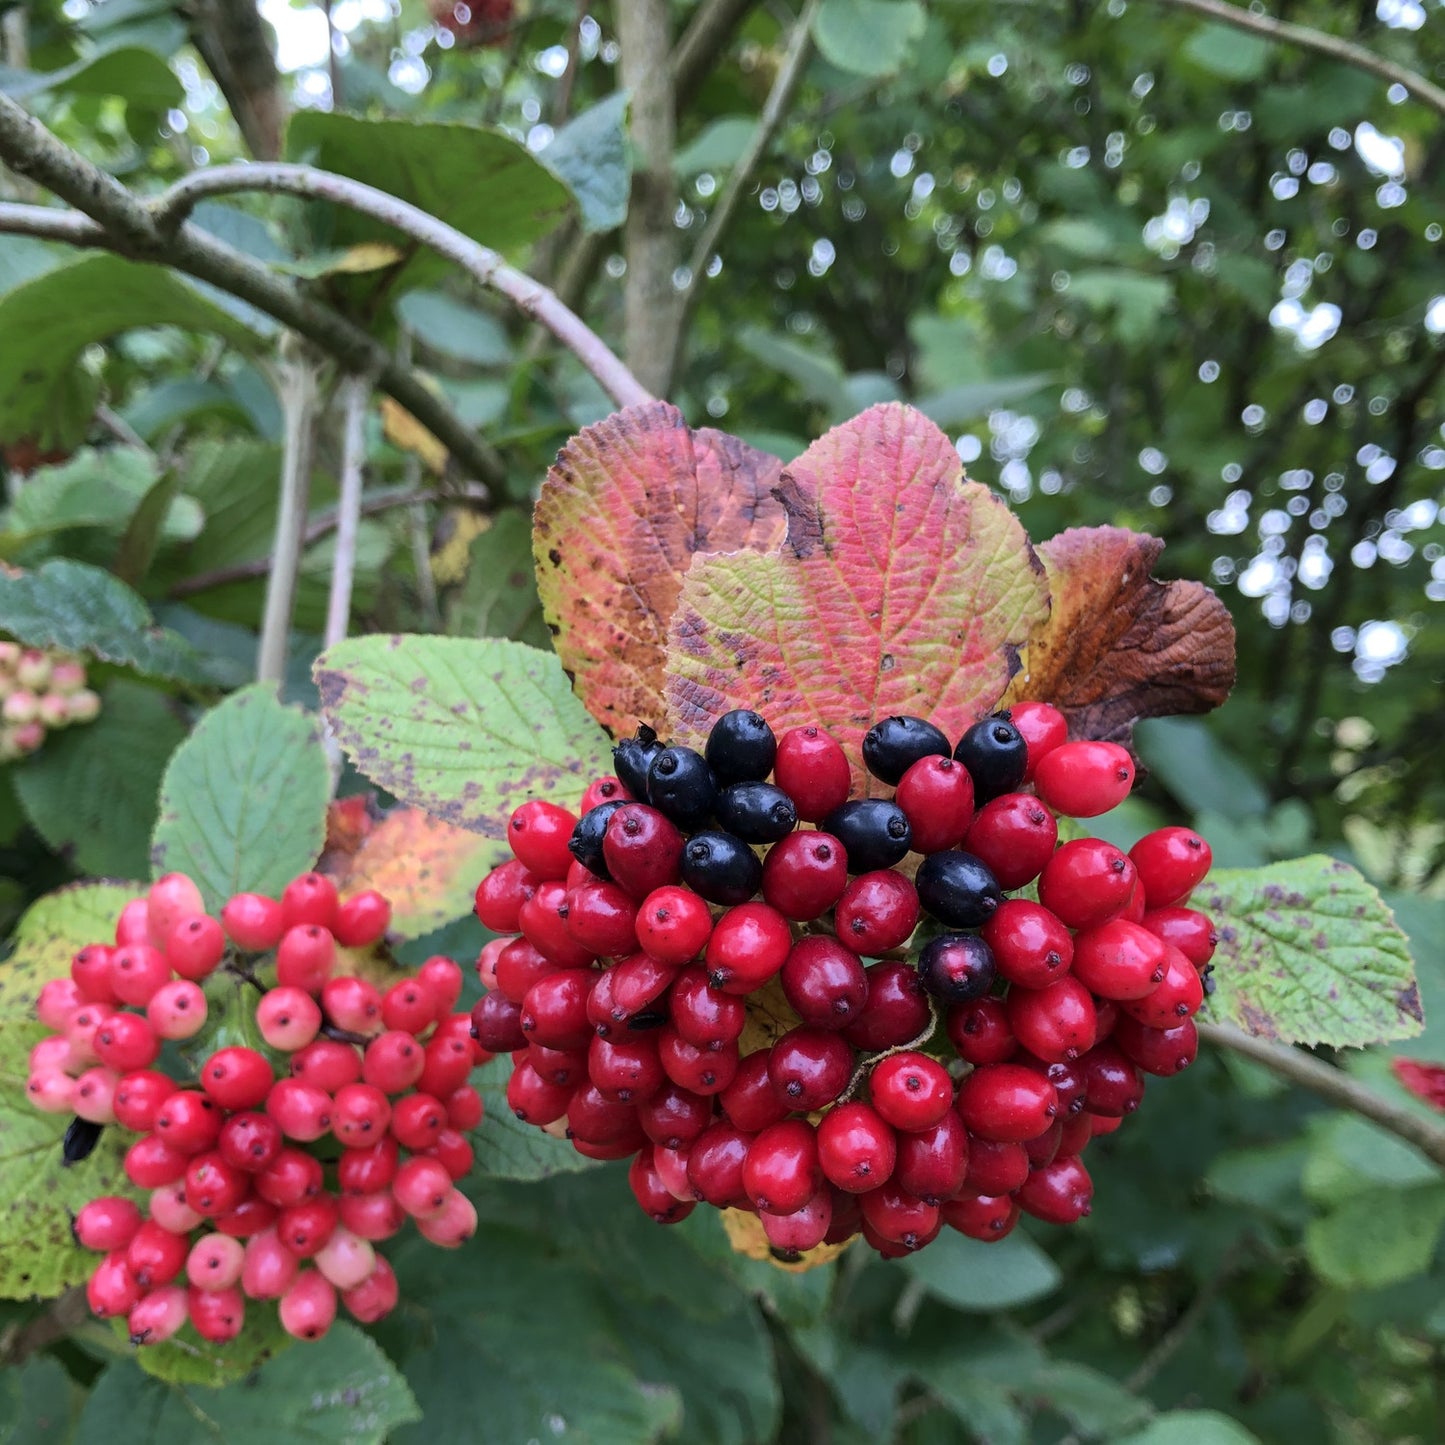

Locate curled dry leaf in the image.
[665,403,1050,789]
[1003,525,1236,743]
[533,402,787,736]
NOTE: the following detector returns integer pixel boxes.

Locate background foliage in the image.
[0,0,1442,1439]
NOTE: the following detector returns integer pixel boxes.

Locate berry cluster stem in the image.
[840,999,940,1104]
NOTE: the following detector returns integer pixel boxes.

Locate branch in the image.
[666,0,820,390]
[149,163,652,408]
[616,0,681,397]
[1147,0,1445,118]
[673,0,756,111]
[186,0,286,159]
[1199,1020,1445,1170]
[324,374,370,649]
[0,134,504,488]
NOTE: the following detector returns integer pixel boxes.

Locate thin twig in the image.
[673,0,756,111]
[147,163,652,409]
[1124,1241,1244,1391]
[94,404,153,454]
[1199,1020,1445,1169]
[324,374,370,649]
[0,1286,87,1366]
[1147,0,1445,117]
[666,0,820,391]
[256,340,317,686]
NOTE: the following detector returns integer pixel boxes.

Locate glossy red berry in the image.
[507,800,579,879]
[471,991,527,1053]
[473,859,538,932]
[634,885,713,965]
[962,1136,1031,1194]
[184,1152,249,1217]
[1006,977,1098,1063]
[94,1013,159,1072]
[165,915,227,981]
[202,1046,274,1111]
[564,880,640,958]
[1071,919,1168,1001]
[955,1063,1058,1142]
[628,1147,696,1224]
[266,1078,333,1141]
[1121,944,1204,1028]
[113,1070,176,1132]
[126,1219,190,1288]
[941,1190,1019,1241]
[869,1052,954,1131]
[602,804,685,900]
[743,1119,822,1215]
[657,1028,739,1095]
[773,725,851,823]
[333,891,392,949]
[1140,906,1218,968]
[276,924,337,994]
[685,1121,754,1208]
[637,1081,713,1149]
[718,1050,790,1132]
[842,961,931,1051]
[1129,827,1213,908]
[962,793,1058,889]
[1113,1014,1199,1076]
[1037,838,1137,930]
[705,902,792,994]
[519,972,593,1051]
[780,935,869,1030]
[760,830,849,920]
[154,1089,224,1154]
[257,1147,325,1207]
[835,870,920,954]
[73,1195,143,1253]
[817,1101,897,1193]
[894,755,975,853]
[589,1033,666,1104]
[1078,1042,1145,1116]
[281,873,339,931]
[221,892,285,951]
[1016,1154,1093,1224]
[1033,740,1135,817]
[945,997,1017,1065]
[668,967,747,1049]
[519,880,597,968]
[894,1110,969,1203]
[768,1027,852,1111]
[1007,700,1068,781]
[859,1183,939,1249]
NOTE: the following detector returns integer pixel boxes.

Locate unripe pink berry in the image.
[64,1002,114,1067]
[2,689,38,724]
[186,1232,245,1291]
[36,693,69,728]
[0,642,18,670]
[187,1284,245,1342]
[255,986,323,1051]
[147,979,208,1040]
[48,659,86,695]
[114,898,151,947]
[150,1182,204,1234]
[15,650,51,691]
[415,1188,477,1248]
[36,976,82,1030]
[241,1228,300,1299]
[276,924,337,995]
[87,1251,142,1319]
[73,1195,143,1253]
[341,1256,398,1324]
[221,892,284,951]
[320,976,384,1037]
[72,1066,120,1123]
[392,1156,453,1219]
[27,1069,76,1113]
[266,1078,333,1141]
[147,873,206,949]
[313,1225,375,1290]
[476,936,508,991]
[278,1269,337,1341]
[29,1034,72,1074]
[66,689,101,724]
[337,1189,405,1242]
[9,720,44,753]
[128,1284,188,1346]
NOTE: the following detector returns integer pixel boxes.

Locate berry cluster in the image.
[27,871,484,1346]
[0,643,99,762]
[472,704,1216,1261]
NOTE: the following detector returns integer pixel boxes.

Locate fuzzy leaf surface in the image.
[665,403,1049,788]
[315,635,612,835]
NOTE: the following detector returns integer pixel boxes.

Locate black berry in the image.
[822,800,912,874]
[916,934,996,1004]
[647,746,718,830]
[915,850,1003,928]
[705,709,776,784]
[954,714,1028,803]
[613,724,664,800]
[680,830,764,905]
[862,715,951,786]
[714,782,797,844]
[62,1116,104,1165]
[569,800,625,879]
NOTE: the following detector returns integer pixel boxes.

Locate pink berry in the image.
[146,873,206,948]
[221,892,285,951]
[165,914,226,980]
[26,1069,76,1113]
[241,1228,299,1299]
[415,1188,478,1248]
[149,1182,204,1234]
[188,1284,245,1342]
[281,873,339,931]
[276,924,337,994]
[392,1156,453,1219]
[72,1195,143,1253]
[73,1066,121,1124]
[128,1284,188,1346]
[37,976,83,1029]
[279,1269,337,1340]
[147,979,208,1039]
[313,1225,376,1290]
[321,976,384,1036]
[341,1256,398,1323]
[256,986,324,1051]
[266,1079,333,1142]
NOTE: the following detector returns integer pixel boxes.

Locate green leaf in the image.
[1301,1116,1439,1205]
[0,882,141,1027]
[0,44,182,108]
[1304,1185,1445,1289]
[1016,1362,1150,1435]
[813,0,926,77]
[284,113,573,297]
[0,255,260,449]
[150,684,330,913]
[736,326,848,417]
[115,469,189,585]
[77,1324,419,1435]
[1134,718,1270,821]
[314,635,613,837]
[0,1354,77,1443]
[14,681,187,880]
[395,289,511,366]
[1068,269,1172,343]
[1197,856,1421,1047]
[1182,23,1272,81]
[543,92,632,233]
[675,116,756,175]
[446,510,550,647]
[915,374,1055,428]
[900,1230,1061,1310]
[0,560,217,686]
[1119,1411,1263,1445]
[473,1055,600,1180]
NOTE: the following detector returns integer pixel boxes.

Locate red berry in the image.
[588,1033,666,1104]
[1005,977,1098,1063]
[213,1194,279,1238]
[276,924,337,994]
[1037,838,1137,930]
[773,726,851,823]
[955,1063,1058,1142]
[70,945,117,1004]
[1071,919,1168,1001]
[470,991,527,1053]
[1113,1014,1198,1076]
[446,1082,486,1130]
[333,890,392,949]
[1033,740,1135,817]
[221,892,284,951]
[380,978,436,1035]
[393,1157,453,1219]
[146,874,206,947]
[608,951,676,1017]
[962,794,1058,889]
[281,873,339,931]
[202,1046,274,1111]
[780,936,868,1030]
[869,1052,954,1131]
[859,1183,939,1248]
[291,1039,362,1093]
[154,1089,224,1154]
[1129,827,1213,908]
[894,755,975,853]
[685,1121,754,1207]
[1016,1154,1093,1223]
[255,987,323,1051]
[565,1083,646,1152]
[628,1146,696,1224]
[218,1111,284,1173]
[279,1194,339,1256]
[945,997,1017,1065]
[579,776,631,812]
[494,937,558,1005]
[1078,1041,1145,1116]
[817,1101,897,1193]
[657,1028,739,1095]
[505,1061,571,1125]
[87,1251,143,1318]
[705,902,792,994]
[147,979,208,1040]
[418,1033,474,1098]
[941,1190,1019,1241]
[963,1136,1031,1194]
[519,880,597,968]
[743,1119,821,1215]
[768,1027,852,1111]
[126,1219,190,1288]
[113,1069,176,1131]
[184,1152,249,1217]
[565,880,640,958]
[342,1256,400,1324]
[717,1050,789,1132]
[330,1082,392,1146]
[474,859,539,932]
[842,961,930,1051]
[894,1110,969,1203]
[759,1187,834,1256]
[1017,1054,1088,1115]
[337,1134,400,1194]
[362,1031,426,1093]
[508,800,579,880]
[94,1013,159,1072]
[110,945,170,1007]
[602,804,685,900]
[187,1232,245,1292]
[1121,944,1204,1028]
[637,1082,713,1149]
[761,831,849,920]
[338,1190,405,1241]
[266,1078,334,1141]
[279,1269,336,1340]
[73,1195,143,1253]
[634,885,713,965]
[526,1041,587,1087]
[128,1284,189,1345]
[321,976,384,1037]
[165,915,226,981]
[73,1067,119,1124]
[1007,700,1068,781]
[668,967,747,1049]
[188,1283,246,1341]
[1140,906,1218,968]
[425,1128,475,1181]
[834,871,920,954]
[257,1147,325,1207]
[519,971,593,1051]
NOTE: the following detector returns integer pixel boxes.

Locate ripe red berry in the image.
[330,1082,392,1146]
[110,945,170,1007]
[565,880,640,958]
[154,1089,224,1154]
[1129,827,1213,908]
[362,1030,426,1094]
[290,1039,362,1093]
[637,1081,713,1149]
[393,1157,454,1219]
[279,1269,336,1340]
[955,1063,1058,1142]
[1033,740,1135,818]
[1037,838,1137,930]
[628,1147,696,1224]
[835,870,920,954]
[474,859,539,932]
[333,890,392,949]
[579,775,631,812]
[894,755,975,853]
[418,1033,474,1098]
[1016,1154,1093,1224]
[94,1013,160,1072]
[608,951,676,1017]
[1140,906,1218,968]
[668,967,747,1049]
[1113,1014,1199,1076]
[685,1121,754,1208]
[780,936,868,1029]
[859,1183,939,1249]
[73,1195,143,1253]
[202,1046,274,1111]
[257,1147,325,1207]
[184,1152,249,1217]
[446,1085,484,1131]
[425,1128,475,1181]
[70,945,117,1004]
[941,1190,1019,1241]
[589,1033,666,1104]
[241,1228,300,1299]
[705,902,792,994]
[188,1283,246,1342]
[962,793,1058,889]
[717,1050,789,1132]
[276,924,337,994]
[1078,1041,1145,1116]
[519,880,597,968]
[147,979,208,1040]
[506,1061,571,1125]
[508,800,579,880]
[768,1027,852,1111]
[602,804,685,900]
[267,1078,334,1141]
[760,830,850,920]
[114,898,151,948]
[963,1136,1031,1194]
[1120,944,1204,1028]
[772,726,851,823]
[321,976,384,1037]
[817,1100,897,1192]
[1006,977,1098,1062]
[842,961,930,1051]
[218,1110,284,1173]
[113,1069,176,1131]
[279,1195,340,1257]
[221,892,284,951]
[519,972,593,1051]
[869,1052,954,1131]
[281,873,339,931]
[381,978,437,1035]
[87,1250,143,1319]
[126,1219,190,1289]
[657,1029,740,1095]
[945,997,1017,1065]
[165,915,226,981]
[1071,919,1168,1001]
[762,1189,835,1255]
[1007,700,1068,781]
[743,1119,822,1215]
[894,1110,969,1203]
[634,885,713,965]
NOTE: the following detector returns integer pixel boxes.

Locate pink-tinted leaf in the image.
[664,403,1050,788]
[1003,526,1236,743]
[533,401,786,736]
[1393,1058,1445,1112]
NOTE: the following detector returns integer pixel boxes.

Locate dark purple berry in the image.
[916,933,996,1004]
[862,715,951,786]
[680,830,764,906]
[704,709,776,784]
[714,782,797,844]
[954,714,1028,803]
[647,746,718,831]
[915,850,1003,929]
[821,800,912,874]
[613,724,663,800]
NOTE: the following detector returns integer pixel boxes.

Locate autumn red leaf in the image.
[1003,526,1236,743]
[1392,1057,1445,1112]
[533,401,787,736]
[664,403,1050,790]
